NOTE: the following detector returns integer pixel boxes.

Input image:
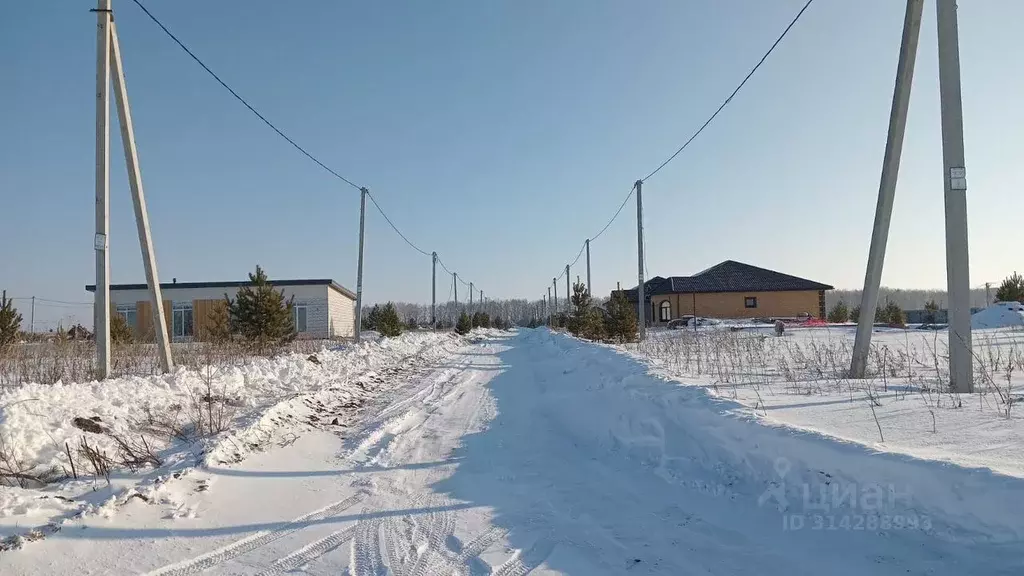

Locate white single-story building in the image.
[85,278,356,340]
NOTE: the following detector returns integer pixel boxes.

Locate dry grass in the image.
[632,327,1024,418]
[0,337,339,389]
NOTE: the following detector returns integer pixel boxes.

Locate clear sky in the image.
[3,0,1023,330]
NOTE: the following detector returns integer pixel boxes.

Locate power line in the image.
[641,0,814,182]
[589,183,634,241]
[365,191,432,258]
[128,0,362,191]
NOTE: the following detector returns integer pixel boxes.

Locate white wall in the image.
[106,284,333,337]
[328,286,356,338]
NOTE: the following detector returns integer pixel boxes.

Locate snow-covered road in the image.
[6,330,1023,575]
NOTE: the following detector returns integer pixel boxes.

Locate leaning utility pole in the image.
[431,252,437,329]
[850,0,923,379]
[110,19,172,372]
[94,0,112,378]
[850,0,973,392]
[936,0,972,392]
[585,239,592,295]
[635,179,646,341]
[354,187,367,342]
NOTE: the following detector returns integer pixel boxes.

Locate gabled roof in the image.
[85,279,356,300]
[619,261,832,300]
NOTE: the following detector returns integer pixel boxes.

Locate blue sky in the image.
[3,0,1023,330]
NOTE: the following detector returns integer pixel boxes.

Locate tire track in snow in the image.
[254,525,357,575]
[145,492,366,576]
[351,511,384,576]
[492,538,556,576]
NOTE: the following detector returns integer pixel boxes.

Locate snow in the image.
[972,302,1024,329]
[0,328,1021,573]
[636,326,1024,479]
[0,332,462,545]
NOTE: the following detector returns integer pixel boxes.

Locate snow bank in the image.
[0,332,459,483]
[527,330,1024,545]
[971,302,1024,329]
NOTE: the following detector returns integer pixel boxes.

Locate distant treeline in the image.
[825,288,989,311]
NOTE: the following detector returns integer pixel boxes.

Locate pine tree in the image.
[455,312,472,335]
[0,290,22,351]
[604,291,637,343]
[850,305,861,323]
[204,300,232,343]
[827,300,850,323]
[362,304,382,331]
[110,306,134,344]
[878,298,905,327]
[567,281,604,340]
[226,265,296,353]
[996,272,1024,303]
[376,302,403,338]
[923,299,940,324]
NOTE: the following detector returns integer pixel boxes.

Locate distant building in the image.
[85,278,356,340]
[616,260,833,324]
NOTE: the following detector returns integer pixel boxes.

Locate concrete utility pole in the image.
[94,0,112,378]
[453,273,458,308]
[565,265,570,312]
[851,0,924,379]
[110,20,172,372]
[553,278,558,317]
[936,0,972,392]
[354,187,367,342]
[585,239,592,296]
[431,252,437,329]
[544,293,548,324]
[30,296,35,334]
[547,288,551,325]
[470,282,474,311]
[635,180,646,341]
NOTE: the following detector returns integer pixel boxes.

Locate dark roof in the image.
[618,261,832,300]
[85,279,356,300]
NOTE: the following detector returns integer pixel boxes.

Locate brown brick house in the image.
[618,260,833,324]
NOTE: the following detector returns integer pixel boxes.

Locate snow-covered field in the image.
[1,328,1022,574]
[634,325,1024,477]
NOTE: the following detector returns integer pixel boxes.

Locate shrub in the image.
[110,307,134,344]
[850,305,861,323]
[0,291,23,351]
[923,299,939,324]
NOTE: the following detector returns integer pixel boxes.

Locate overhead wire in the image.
[641,0,814,182]
[365,191,432,257]
[547,0,813,295]
[129,0,362,191]
[130,0,494,297]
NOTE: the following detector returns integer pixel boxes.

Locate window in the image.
[116,305,137,330]
[293,305,308,333]
[172,303,193,339]
[659,300,671,322]
[744,297,758,309]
